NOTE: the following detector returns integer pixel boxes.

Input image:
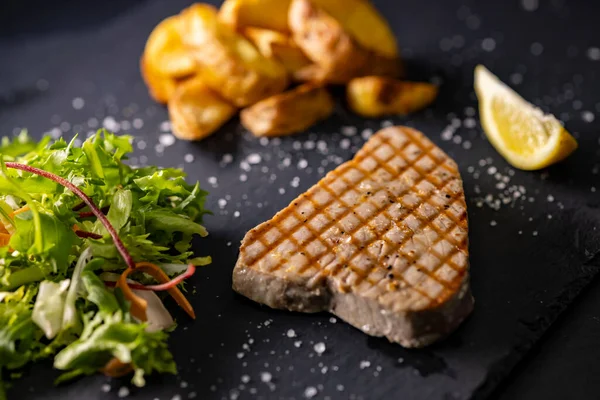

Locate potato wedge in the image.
[180,4,289,107]
[168,76,237,141]
[140,55,179,104]
[219,0,398,59]
[309,0,398,59]
[241,83,334,136]
[219,0,291,32]
[243,27,311,75]
[346,76,438,118]
[143,15,197,78]
[288,0,401,84]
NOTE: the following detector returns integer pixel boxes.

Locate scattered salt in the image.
[587,47,600,61]
[260,372,272,383]
[313,342,326,355]
[72,97,85,110]
[286,329,296,338]
[530,42,544,56]
[247,153,262,164]
[117,387,130,398]
[298,159,308,169]
[159,133,176,146]
[342,126,357,136]
[582,111,595,123]
[481,38,496,52]
[160,121,172,132]
[304,386,318,399]
[359,360,371,369]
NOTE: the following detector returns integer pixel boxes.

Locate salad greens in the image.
[0,130,211,398]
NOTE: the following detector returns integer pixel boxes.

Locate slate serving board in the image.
[2,0,600,399]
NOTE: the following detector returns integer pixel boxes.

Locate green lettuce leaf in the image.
[31,280,70,339]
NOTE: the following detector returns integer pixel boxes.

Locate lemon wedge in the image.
[474,64,578,170]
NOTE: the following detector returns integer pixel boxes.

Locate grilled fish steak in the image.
[233,126,473,347]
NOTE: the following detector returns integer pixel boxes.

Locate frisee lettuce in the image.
[0,130,210,397]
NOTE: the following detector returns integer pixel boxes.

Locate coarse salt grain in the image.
[342,126,357,136]
[361,128,373,140]
[184,154,195,163]
[101,384,111,393]
[247,153,262,164]
[360,360,371,369]
[582,111,595,123]
[481,38,496,52]
[222,154,233,164]
[260,372,272,383]
[117,387,129,398]
[159,133,176,147]
[133,118,143,129]
[587,47,600,61]
[160,121,172,132]
[304,386,318,399]
[313,342,326,354]
[72,97,85,110]
[531,42,544,56]
[286,329,296,338]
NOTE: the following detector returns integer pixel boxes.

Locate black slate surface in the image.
[1,1,600,399]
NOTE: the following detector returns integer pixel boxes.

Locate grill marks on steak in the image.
[233,126,473,348]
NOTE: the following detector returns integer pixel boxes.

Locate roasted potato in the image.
[140,56,180,104]
[240,83,334,136]
[219,0,398,60]
[288,0,401,84]
[308,0,398,59]
[168,76,237,141]
[143,15,197,78]
[180,4,289,107]
[243,27,311,76]
[219,0,291,32]
[346,76,438,118]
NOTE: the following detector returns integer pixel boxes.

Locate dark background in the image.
[1,1,600,399]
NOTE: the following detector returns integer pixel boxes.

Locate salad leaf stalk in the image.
[4,162,135,269]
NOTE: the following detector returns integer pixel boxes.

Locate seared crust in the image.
[233,126,473,347]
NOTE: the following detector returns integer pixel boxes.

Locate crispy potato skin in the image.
[219,0,292,32]
[288,0,401,84]
[143,15,197,79]
[168,76,237,141]
[140,56,180,104]
[241,83,334,136]
[346,76,439,118]
[181,4,289,107]
[243,27,311,76]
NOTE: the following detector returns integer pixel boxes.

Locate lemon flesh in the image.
[474,65,577,170]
